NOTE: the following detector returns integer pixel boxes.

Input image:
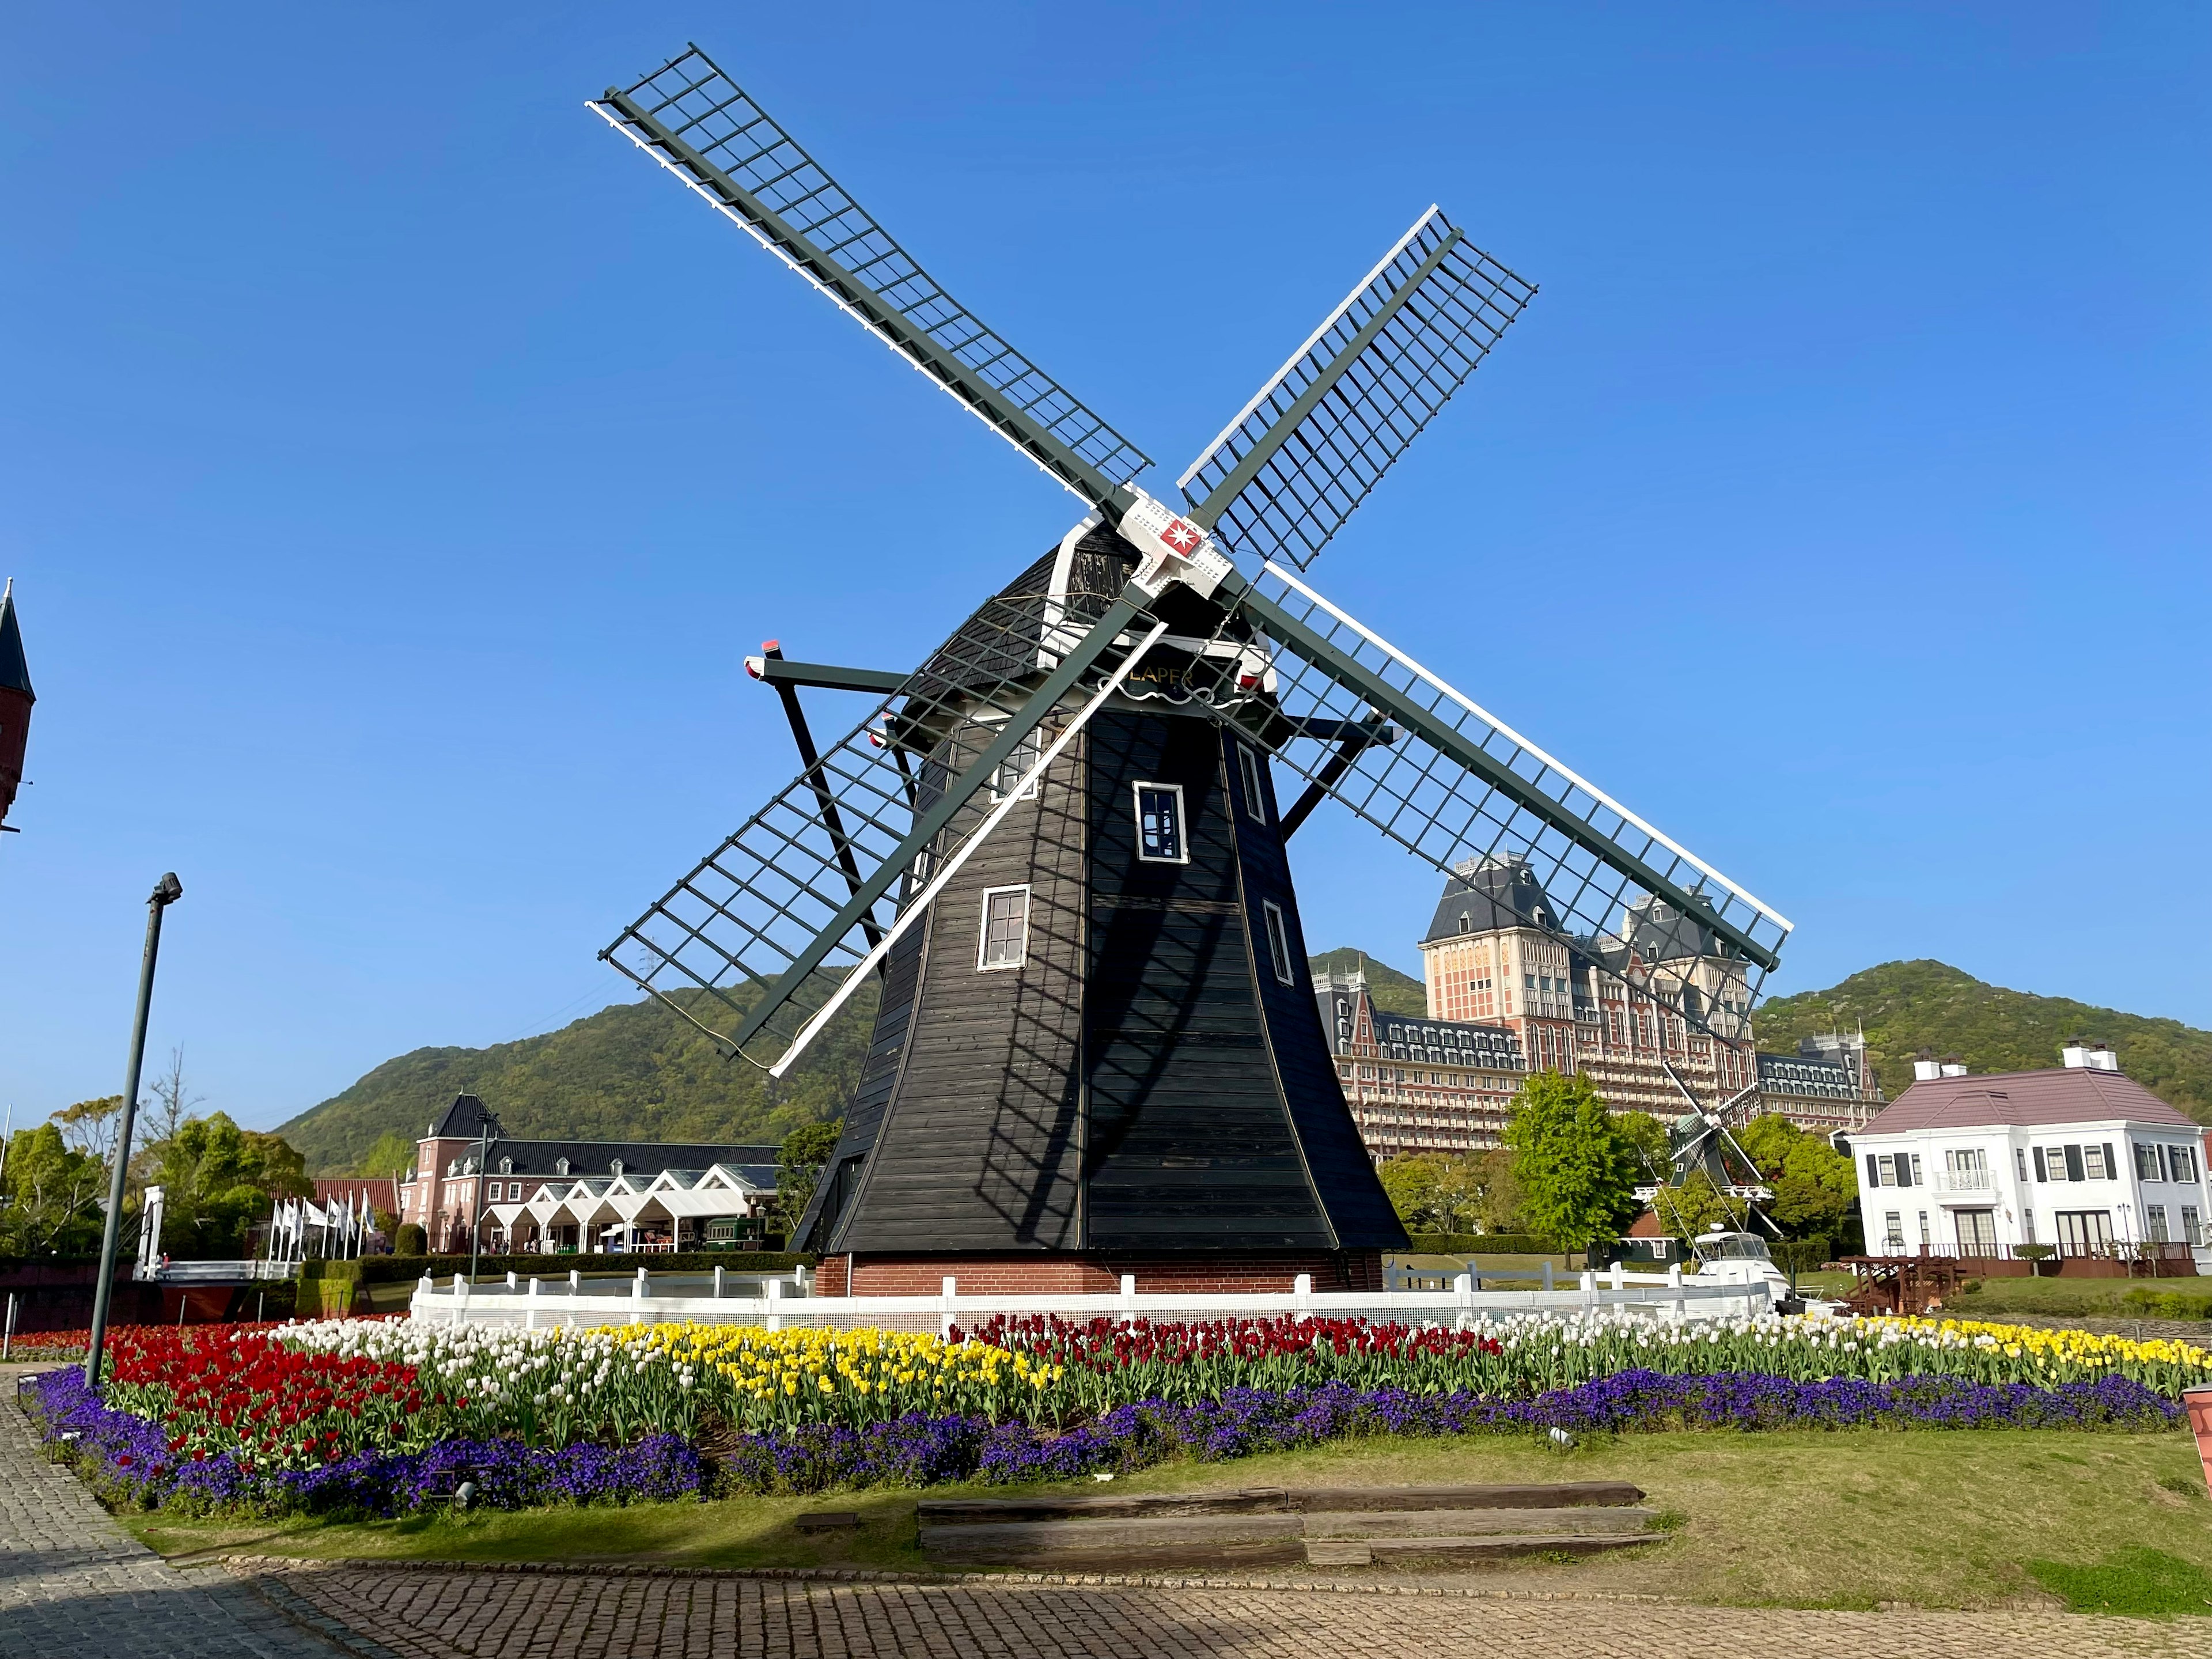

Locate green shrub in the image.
[1407,1233,1556,1256]
[393,1222,427,1256]
[2120,1286,2212,1321]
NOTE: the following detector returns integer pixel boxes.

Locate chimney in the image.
[1912,1047,1942,1082]
[1940,1055,1968,1078]
[2088,1041,2120,1074]
[2062,1037,2091,1070]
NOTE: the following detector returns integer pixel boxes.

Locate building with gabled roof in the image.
[396,1093,781,1254]
[1850,1044,2209,1265]
[1315,971,1525,1157]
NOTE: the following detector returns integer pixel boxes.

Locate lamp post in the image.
[85,873,183,1389]
[468,1107,505,1287]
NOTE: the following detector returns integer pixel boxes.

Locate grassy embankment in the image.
[128,1428,2212,1614]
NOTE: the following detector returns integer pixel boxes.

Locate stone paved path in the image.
[264,1562,2206,1659]
[0,1366,344,1659]
[6,1363,2204,1658]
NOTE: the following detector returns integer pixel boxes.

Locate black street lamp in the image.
[85,873,183,1389]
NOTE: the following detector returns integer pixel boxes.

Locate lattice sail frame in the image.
[1191,563,1793,1042]
[593,47,1150,506]
[601,582,1158,1066]
[1180,208,1535,570]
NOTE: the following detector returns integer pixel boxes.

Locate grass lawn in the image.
[125,1427,2211,1613]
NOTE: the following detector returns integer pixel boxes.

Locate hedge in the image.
[1405,1233,1559,1256]
[299,1251,816,1287]
[2122,1287,2212,1321]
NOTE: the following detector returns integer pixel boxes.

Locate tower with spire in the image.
[0,579,33,833]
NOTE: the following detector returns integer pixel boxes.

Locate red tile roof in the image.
[1860,1067,2199,1135]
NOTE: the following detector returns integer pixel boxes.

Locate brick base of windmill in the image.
[814,1250,1385,1298]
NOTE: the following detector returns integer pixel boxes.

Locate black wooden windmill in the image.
[590,47,1793,1293]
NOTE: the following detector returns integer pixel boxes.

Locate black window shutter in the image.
[2064,1145,2086,1183]
[2103,1142,2117,1183]
[2033,1147,2047,1183]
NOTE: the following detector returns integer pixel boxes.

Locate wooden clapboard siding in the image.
[830,726,1088,1252]
[1082,710,1335,1248]
[1222,726,1408,1248]
[800,680,1403,1257]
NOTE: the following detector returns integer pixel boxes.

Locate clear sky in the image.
[3,2,2205,1132]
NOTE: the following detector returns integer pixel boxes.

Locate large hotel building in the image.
[1319,854,1884,1160]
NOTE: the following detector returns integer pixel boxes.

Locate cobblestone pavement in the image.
[264,1561,2207,1659]
[0,1366,344,1659]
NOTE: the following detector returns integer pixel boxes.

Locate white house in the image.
[1850,1042,2209,1263]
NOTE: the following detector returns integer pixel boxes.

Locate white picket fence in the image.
[406,1261,1770,1335]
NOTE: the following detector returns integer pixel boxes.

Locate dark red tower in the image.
[0,579,33,833]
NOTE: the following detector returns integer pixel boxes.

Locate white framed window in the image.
[2173,1144,2202,1184]
[2147,1205,2171,1243]
[977,884,1031,970]
[1132,781,1188,863]
[1236,743,1268,821]
[2186,1206,2203,1247]
[1261,899,1296,986]
[988,725,1043,802]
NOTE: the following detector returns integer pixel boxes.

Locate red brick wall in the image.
[822,1251,1384,1297]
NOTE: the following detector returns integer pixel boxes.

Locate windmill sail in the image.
[603,563,1165,1066]
[1179,207,1535,571]
[1190,560,1790,1031]
[593,47,1152,512]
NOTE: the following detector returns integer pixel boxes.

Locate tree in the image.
[1502,1071,1642,1251]
[143,1048,204,1148]
[1378,1156,1448,1231]
[0,1124,108,1255]
[774,1119,844,1234]
[1612,1111,1671,1180]
[49,1096,126,1164]
[1736,1115,1859,1239]
[1648,1170,1744,1241]
[144,1113,313,1258]
[360,1130,418,1180]
[1457,1150,1529,1236]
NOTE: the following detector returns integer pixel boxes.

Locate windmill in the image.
[589,47,1794,1294]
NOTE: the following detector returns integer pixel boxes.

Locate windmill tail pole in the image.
[86,873,183,1388]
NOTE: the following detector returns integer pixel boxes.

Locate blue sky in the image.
[3,2,2205,1132]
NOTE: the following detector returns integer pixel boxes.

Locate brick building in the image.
[1321,857,1884,1161]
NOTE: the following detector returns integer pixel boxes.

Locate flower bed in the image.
[20,1309,2207,1517]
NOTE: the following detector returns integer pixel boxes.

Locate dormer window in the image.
[499,1156,513,1175]
[555,1157,571,1176]
[610,1159,624,1177]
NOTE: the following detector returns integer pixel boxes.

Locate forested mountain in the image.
[1308,948,1427,1015]
[279,986,876,1174]
[1753,960,2212,1123]
[281,952,2212,1173]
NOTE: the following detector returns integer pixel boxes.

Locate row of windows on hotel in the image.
[1880,1205,2203,1252]
[1866,1140,2203,1189]
[974,771,1295,980]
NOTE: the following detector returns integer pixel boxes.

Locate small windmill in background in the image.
[586,47,1794,1293]
[0,579,32,835]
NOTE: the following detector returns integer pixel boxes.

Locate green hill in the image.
[1308,948,1427,1016]
[278,986,875,1175]
[1753,960,2212,1123]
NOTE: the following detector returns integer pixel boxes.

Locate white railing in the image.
[138,1259,297,1283]
[407,1262,1770,1335]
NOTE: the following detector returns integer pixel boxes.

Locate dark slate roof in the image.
[1860,1067,2199,1134]
[1420,855,1559,943]
[1620,895,1724,963]
[1756,1051,1859,1100]
[452,1139,783,1179]
[1372,1012,1524,1069]
[0,583,31,699]
[425,1097,777,1180]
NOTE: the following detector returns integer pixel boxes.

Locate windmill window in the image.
[1261,899,1296,986]
[978,884,1031,970]
[1236,743,1268,821]
[1132,782,1188,863]
[988,727,1043,802]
